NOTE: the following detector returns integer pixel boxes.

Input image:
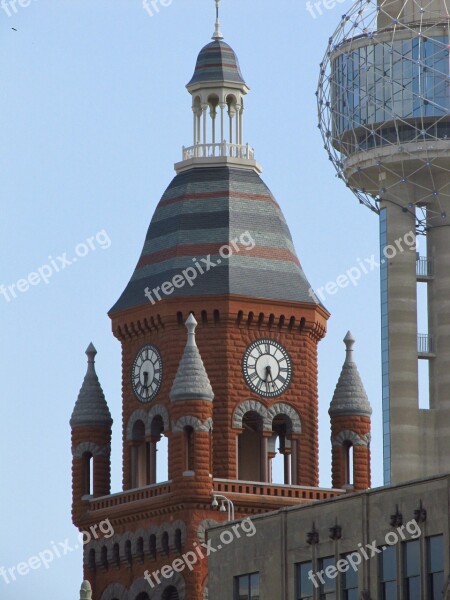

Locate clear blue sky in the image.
[0,1,386,598]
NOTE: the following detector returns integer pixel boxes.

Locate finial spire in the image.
[343,331,355,364]
[212,0,224,40]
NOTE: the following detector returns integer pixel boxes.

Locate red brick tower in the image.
[70,5,349,600]
[329,332,372,491]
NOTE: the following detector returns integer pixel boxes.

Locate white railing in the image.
[182,142,255,161]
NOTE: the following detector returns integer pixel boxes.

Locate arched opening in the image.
[136,593,150,600]
[137,537,145,562]
[88,549,96,570]
[238,411,264,482]
[344,441,354,486]
[101,546,108,570]
[226,94,238,146]
[130,415,168,488]
[175,528,182,554]
[113,543,120,567]
[162,586,180,600]
[130,420,146,488]
[162,531,169,556]
[82,452,93,496]
[151,415,167,484]
[184,426,195,472]
[125,540,132,565]
[270,415,292,485]
[149,534,157,559]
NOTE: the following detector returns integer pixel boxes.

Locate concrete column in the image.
[261,436,268,482]
[381,196,420,484]
[220,103,226,147]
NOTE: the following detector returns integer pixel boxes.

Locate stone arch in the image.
[148,404,170,432]
[72,441,110,458]
[126,410,148,441]
[173,416,211,433]
[332,430,370,447]
[197,519,218,544]
[100,582,129,600]
[265,402,302,433]
[232,400,267,429]
[153,572,185,600]
[120,531,135,561]
[129,577,155,600]
[171,520,187,549]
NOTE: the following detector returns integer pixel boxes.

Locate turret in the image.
[329,332,371,491]
[169,314,214,496]
[70,344,112,524]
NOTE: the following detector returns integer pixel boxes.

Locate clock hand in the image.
[143,371,149,388]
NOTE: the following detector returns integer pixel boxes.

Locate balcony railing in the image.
[416,256,433,279]
[89,481,172,511]
[418,333,433,355]
[213,479,343,502]
[182,142,255,161]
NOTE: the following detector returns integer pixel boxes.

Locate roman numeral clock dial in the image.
[131,345,163,403]
[242,339,292,398]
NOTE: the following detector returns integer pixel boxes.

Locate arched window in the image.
[130,420,146,488]
[125,540,132,565]
[136,593,150,600]
[162,531,169,556]
[137,537,145,562]
[184,426,195,472]
[113,543,120,567]
[175,529,182,554]
[162,586,180,600]
[344,441,354,486]
[88,549,96,570]
[270,415,292,485]
[238,411,264,482]
[82,452,93,496]
[101,545,108,570]
[149,534,157,559]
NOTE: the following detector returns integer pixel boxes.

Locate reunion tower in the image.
[318,0,450,484]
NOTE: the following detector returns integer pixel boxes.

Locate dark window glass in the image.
[380,545,397,600]
[404,540,421,600]
[427,535,444,600]
[297,562,313,600]
[320,557,336,600]
[235,573,260,600]
[342,553,359,600]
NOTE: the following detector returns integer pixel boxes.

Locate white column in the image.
[202,104,208,153]
[239,106,244,146]
[235,105,241,153]
[220,103,226,147]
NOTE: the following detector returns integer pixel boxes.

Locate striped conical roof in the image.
[110,166,319,314]
[187,40,246,88]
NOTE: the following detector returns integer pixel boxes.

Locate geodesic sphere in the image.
[317,0,450,232]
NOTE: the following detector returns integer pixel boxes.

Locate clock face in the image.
[242,339,292,398]
[132,345,163,403]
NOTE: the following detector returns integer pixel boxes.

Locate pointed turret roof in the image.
[329,332,372,417]
[170,314,214,402]
[70,344,113,428]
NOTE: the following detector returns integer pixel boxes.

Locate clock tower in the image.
[70,3,347,599]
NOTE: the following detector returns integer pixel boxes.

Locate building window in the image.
[342,554,358,599]
[380,545,397,600]
[427,535,444,600]
[319,557,336,599]
[403,539,421,600]
[296,561,313,600]
[235,572,260,600]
